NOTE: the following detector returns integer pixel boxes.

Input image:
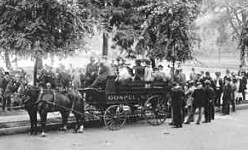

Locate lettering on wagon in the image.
[107,94,136,101]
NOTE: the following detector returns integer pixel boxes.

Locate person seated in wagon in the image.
[115,60,133,82]
[132,59,144,81]
[90,61,111,88]
[152,65,167,82]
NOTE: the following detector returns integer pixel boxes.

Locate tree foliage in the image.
[0,0,95,58]
[223,0,248,65]
[0,0,199,64]
[108,0,199,62]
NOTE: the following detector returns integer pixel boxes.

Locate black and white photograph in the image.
[0,0,248,150]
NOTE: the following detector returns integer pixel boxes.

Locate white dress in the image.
[144,66,153,81]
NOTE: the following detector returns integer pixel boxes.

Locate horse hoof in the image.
[41,132,46,137]
[78,130,83,133]
[59,126,67,131]
[78,126,84,133]
[73,129,78,134]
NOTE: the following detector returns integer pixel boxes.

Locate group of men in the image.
[170,67,247,128]
[84,57,170,88]
[0,67,27,111]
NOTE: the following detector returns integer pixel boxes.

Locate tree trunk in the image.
[241,46,246,66]
[33,56,38,86]
[33,56,43,86]
[4,49,11,69]
[102,32,108,57]
[172,60,175,81]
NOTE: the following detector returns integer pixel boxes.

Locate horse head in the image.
[18,83,40,106]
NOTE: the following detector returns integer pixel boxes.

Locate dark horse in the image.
[19,84,85,137]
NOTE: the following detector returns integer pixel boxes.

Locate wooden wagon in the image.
[78,76,171,130]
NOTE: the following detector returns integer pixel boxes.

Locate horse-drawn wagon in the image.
[78,76,171,130]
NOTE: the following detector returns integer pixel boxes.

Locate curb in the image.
[235,103,248,111]
[0,104,248,136]
[0,119,103,136]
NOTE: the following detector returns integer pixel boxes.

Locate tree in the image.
[111,0,199,77]
[224,0,248,65]
[0,0,95,85]
[88,0,148,57]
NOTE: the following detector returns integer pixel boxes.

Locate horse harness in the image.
[37,88,84,116]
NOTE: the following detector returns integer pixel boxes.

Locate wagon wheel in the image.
[144,95,169,126]
[104,105,127,130]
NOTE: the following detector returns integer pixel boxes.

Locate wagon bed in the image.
[78,76,171,130]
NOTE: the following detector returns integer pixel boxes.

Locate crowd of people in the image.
[0,56,247,124]
[0,67,28,111]
[170,66,247,128]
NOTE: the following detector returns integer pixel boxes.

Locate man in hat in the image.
[185,81,206,125]
[90,62,111,88]
[38,65,56,88]
[179,68,186,87]
[222,77,232,115]
[171,82,185,128]
[238,65,245,76]
[0,72,11,111]
[238,71,247,101]
[132,59,144,81]
[56,67,71,90]
[214,72,223,108]
[203,80,215,122]
[85,56,98,86]
[224,69,232,85]
[190,68,198,83]
[203,71,214,86]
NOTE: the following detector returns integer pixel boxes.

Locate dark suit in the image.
[239,76,247,101]
[204,86,215,122]
[213,78,223,107]
[0,78,10,111]
[186,87,207,124]
[222,83,232,114]
[171,86,185,127]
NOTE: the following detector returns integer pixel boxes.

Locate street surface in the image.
[0,110,248,150]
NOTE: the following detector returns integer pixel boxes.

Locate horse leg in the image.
[60,111,69,131]
[27,108,37,135]
[39,110,48,137]
[27,110,33,135]
[33,109,38,135]
[73,113,84,133]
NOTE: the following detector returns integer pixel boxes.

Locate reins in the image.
[37,89,84,116]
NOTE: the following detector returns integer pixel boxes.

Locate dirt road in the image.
[0,109,247,150]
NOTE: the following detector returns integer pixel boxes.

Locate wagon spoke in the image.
[104,105,127,130]
[144,96,168,126]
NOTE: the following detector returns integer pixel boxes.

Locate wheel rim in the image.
[104,105,127,130]
[144,96,169,126]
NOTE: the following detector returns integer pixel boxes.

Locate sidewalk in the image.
[0,102,248,136]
